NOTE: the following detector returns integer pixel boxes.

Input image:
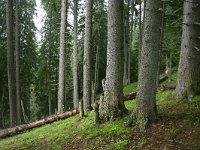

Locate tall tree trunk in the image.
[96,45,99,92]
[138,0,142,73]
[48,60,52,115]
[99,0,127,121]
[58,0,67,114]
[156,1,165,88]
[48,54,52,115]
[73,0,79,110]
[174,0,200,99]
[91,45,99,104]
[64,2,69,111]
[123,0,130,86]
[127,38,131,84]
[15,0,21,125]
[48,9,53,116]
[83,0,93,112]
[127,1,135,84]
[6,0,16,127]
[135,0,162,130]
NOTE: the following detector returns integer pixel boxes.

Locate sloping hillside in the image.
[0,80,200,150]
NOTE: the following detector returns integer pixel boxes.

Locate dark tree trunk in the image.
[123,0,130,86]
[135,0,163,130]
[99,0,127,121]
[138,0,142,72]
[156,1,165,88]
[15,0,21,125]
[174,0,200,99]
[6,0,16,127]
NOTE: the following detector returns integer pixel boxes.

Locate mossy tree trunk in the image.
[135,0,162,130]
[174,0,200,99]
[99,0,127,121]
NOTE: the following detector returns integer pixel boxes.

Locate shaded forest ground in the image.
[0,74,200,150]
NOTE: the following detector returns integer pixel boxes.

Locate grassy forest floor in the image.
[0,74,200,150]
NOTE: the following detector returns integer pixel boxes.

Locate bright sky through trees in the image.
[34,0,45,42]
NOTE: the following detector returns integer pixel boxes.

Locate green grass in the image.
[0,109,131,149]
[156,90,176,106]
[123,82,137,94]
[80,118,129,138]
[171,73,177,81]
[0,115,81,149]
[2,72,200,149]
[114,139,128,149]
[125,100,136,110]
[0,80,139,149]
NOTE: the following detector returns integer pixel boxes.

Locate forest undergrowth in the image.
[0,74,200,150]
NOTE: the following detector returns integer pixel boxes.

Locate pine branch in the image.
[194,47,200,52]
[194,22,200,26]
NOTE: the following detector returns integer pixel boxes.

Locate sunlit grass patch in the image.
[123,82,137,95]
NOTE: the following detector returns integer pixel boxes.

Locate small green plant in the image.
[138,138,146,146]
[171,127,180,135]
[52,144,62,150]
[114,140,128,149]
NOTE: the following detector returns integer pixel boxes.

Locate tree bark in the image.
[6,0,16,127]
[21,100,27,123]
[48,9,53,116]
[156,1,165,88]
[94,102,100,125]
[138,0,142,73]
[123,0,130,86]
[135,0,162,130]
[79,100,84,118]
[83,0,93,112]
[73,0,79,110]
[58,0,67,114]
[174,0,200,99]
[15,0,21,125]
[99,0,127,121]
[91,45,99,104]
[165,54,172,83]
[0,110,79,139]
